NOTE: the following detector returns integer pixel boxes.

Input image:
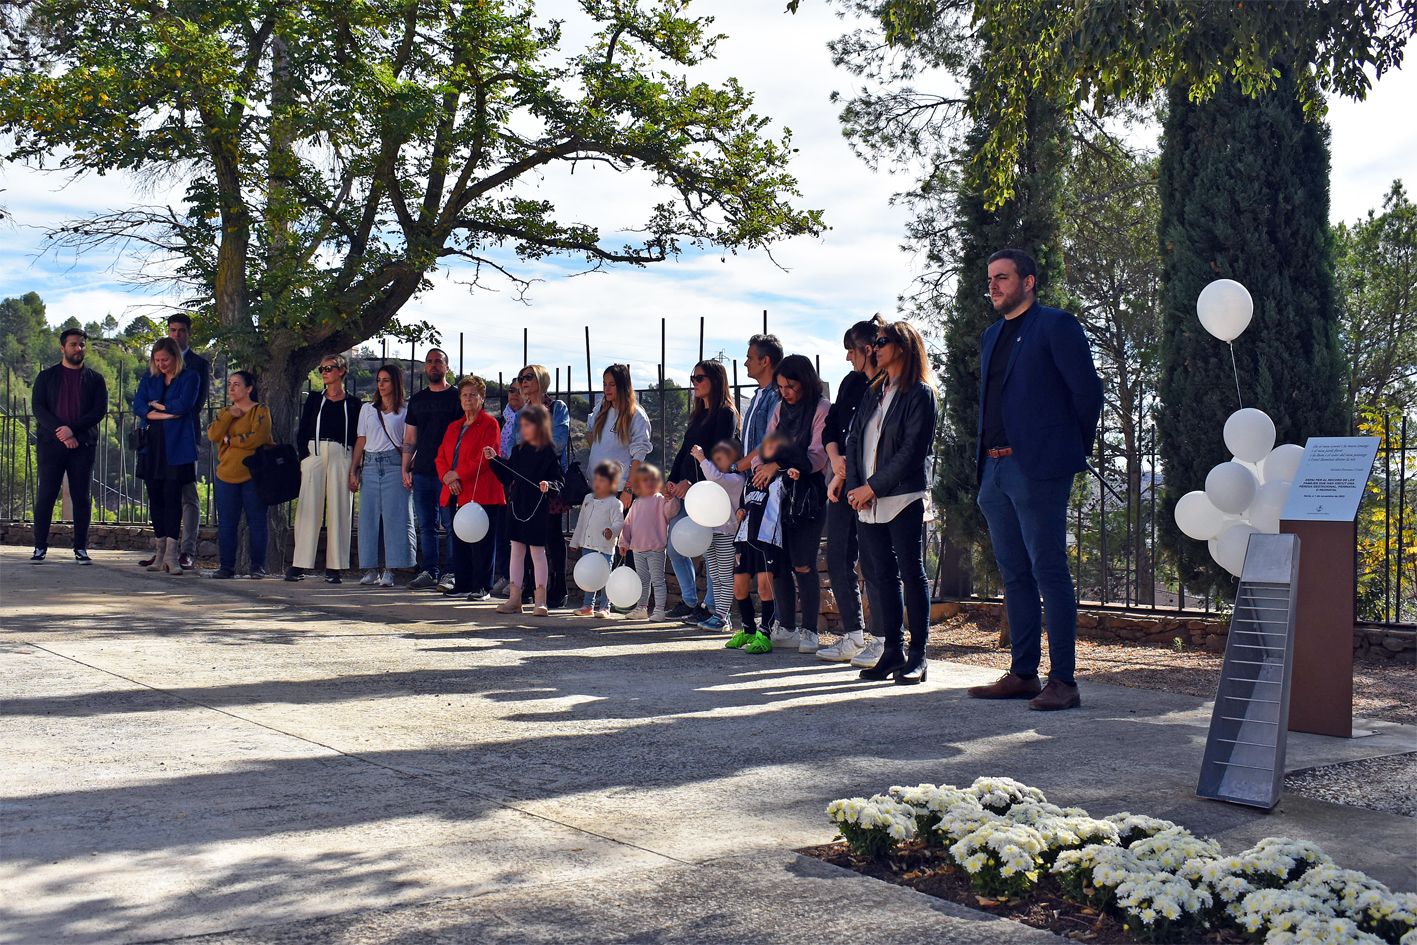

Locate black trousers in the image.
[34,439,96,550]
[452,504,504,593]
[147,478,185,539]
[858,499,929,655]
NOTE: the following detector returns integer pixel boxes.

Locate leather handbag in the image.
[244,443,303,506]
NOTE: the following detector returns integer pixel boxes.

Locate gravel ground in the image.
[889,614,1417,725]
[1285,753,1417,817]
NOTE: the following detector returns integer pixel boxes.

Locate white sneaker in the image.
[650,609,668,621]
[797,630,820,654]
[850,637,885,668]
[770,623,798,647]
[629,607,649,620]
[817,636,866,662]
[359,569,379,585]
[378,569,395,587]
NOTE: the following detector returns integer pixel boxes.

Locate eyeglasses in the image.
[689,374,708,384]
[871,336,892,349]
[317,365,340,374]
[517,373,536,384]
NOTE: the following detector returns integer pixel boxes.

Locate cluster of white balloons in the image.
[1174,410,1304,577]
[572,478,736,608]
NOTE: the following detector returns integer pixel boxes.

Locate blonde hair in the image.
[149,338,185,377]
[634,463,663,488]
[521,364,552,399]
[320,353,349,372]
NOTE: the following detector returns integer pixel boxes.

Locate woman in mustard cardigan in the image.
[207,370,273,578]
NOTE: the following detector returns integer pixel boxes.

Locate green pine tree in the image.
[1157,73,1349,590]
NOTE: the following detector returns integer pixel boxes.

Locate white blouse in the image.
[357,403,408,453]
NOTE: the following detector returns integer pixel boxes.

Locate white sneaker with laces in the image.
[359,569,379,586]
[769,623,798,647]
[817,636,866,662]
[378,569,395,587]
[628,607,649,620]
[797,630,820,653]
[850,637,885,668]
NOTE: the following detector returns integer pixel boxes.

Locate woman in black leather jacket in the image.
[845,319,937,685]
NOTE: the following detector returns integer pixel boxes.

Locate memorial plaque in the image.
[1281,437,1380,522]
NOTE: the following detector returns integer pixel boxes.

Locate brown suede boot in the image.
[1028,678,1081,711]
[967,672,1043,700]
[495,585,524,614]
[532,586,549,617]
[146,538,167,572]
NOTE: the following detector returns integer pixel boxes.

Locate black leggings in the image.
[858,499,929,654]
[147,478,185,540]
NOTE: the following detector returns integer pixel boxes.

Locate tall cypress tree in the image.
[1157,72,1348,589]
[936,85,1069,555]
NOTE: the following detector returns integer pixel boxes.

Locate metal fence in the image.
[2,323,1413,630]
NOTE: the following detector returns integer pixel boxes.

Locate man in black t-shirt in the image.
[404,349,463,588]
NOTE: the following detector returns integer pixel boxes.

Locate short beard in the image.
[992,289,1026,313]
[64,352,85,367]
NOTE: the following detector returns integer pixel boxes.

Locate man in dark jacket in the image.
[31,327,109,563]
[166,313,210,569]
[969,248,1103,711]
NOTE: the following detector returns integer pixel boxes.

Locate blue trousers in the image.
[412,472,451,577]
[358,452,416,569]
[666,505,714,611]
[579,550,614,609]
[977,456,1077,685]
[215,478,267,572]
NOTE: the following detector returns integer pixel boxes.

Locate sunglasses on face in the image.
[872,336,892,349]
[517,374,536,384]
[690,374,708,384]
[318,365,340,374]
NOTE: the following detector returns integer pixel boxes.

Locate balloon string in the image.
[1228,343,1243,409]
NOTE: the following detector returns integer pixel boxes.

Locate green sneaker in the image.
[725,629,753,649]
[744,631,773,654]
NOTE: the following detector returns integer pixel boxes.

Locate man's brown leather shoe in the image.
[967,672,1043,700]
[1028,679,1081,711]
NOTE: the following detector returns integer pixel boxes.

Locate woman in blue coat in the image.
[133,337,202,574]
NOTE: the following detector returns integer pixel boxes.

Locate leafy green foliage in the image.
[1156,75,1348,591]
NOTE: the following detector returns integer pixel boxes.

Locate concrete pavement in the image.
[2,547,1413,944]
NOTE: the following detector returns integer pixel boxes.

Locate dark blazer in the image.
[183,348,211,438]
[295,390,364,459]
[975,302,1103,483]
[845,378,937,498]
[32,363,109,446]
[132,369,203,466]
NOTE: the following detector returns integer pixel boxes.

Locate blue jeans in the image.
[215,478,267,572]
[977,455,1077,684]
[579,550,613,610]
[858,499,928,654]
[412,472,451,577]
[666,505,714,611]
[358,452,416,569]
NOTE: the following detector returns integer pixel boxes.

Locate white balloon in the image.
[1196,279,1253,342]
[1213,522,1259,577]
[684,480,732,528]
[1204,461,1258,515]
[572,553,611,592]
[606,566,643,609]
[670,518,712,558]
[1223,408,1276,463]
[453,502,490,543]
[1175,491,1228,541]
[1247,479,1291,534]
[1233,457,1263,483]
[1262,443,1305,485]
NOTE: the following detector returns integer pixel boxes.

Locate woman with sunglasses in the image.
[815,314,885,664]
[753,354,831,653]
[287,354,364,583]
[845,321,937,685]
[586,363,652,505]
[515,364,571,607]
[665,360,739,622]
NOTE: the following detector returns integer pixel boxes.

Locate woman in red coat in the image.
[435,375,505,599]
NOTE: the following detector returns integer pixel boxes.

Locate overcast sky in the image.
[2,1,1413,390]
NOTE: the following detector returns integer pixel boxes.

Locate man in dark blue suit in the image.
[968,249,1102,711]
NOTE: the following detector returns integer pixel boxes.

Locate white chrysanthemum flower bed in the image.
[825,777,1415,945]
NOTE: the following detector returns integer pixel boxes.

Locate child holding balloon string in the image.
[570,460,626,618]
[689,439,746,632]
[618,464,680,620]
[485,402,563,617]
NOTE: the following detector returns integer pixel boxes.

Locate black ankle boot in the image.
[894,650,928,685]
[859,645,906,681]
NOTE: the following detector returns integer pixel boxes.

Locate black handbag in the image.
[244,443,303,506]
[559,460,591,507]
[126,423,148,453]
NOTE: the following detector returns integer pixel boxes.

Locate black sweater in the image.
[669,406,738,484]
[32,363,109,446]
[296,390,364,459]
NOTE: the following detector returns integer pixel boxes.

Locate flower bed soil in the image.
[802,840,1249,945]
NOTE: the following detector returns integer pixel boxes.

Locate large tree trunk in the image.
[258,357,307,571]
